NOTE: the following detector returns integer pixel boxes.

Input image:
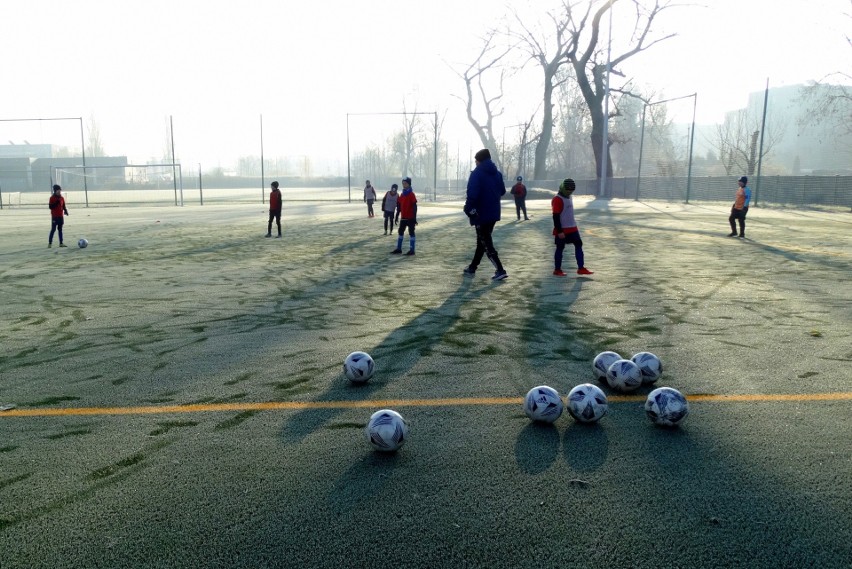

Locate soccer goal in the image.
[53,163,184,205]
[635,94,697,202]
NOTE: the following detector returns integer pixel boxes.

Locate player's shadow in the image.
[562,421,609,472]
[279,278,491,444]
[514,422,560,475]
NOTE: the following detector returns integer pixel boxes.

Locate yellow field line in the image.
[1,392,851,418]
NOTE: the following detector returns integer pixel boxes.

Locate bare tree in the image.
[452,30,513,172]
[509,0,676,180]
[710,109,785,176]
[798,1,852,139]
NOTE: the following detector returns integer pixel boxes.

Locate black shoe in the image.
[492,270,508,281]
[727,232,737,237]
[265,233,272,238]
[59,243,67,247]
[390,249,402,254]
[463,266,476,277]
[405,250,415,256]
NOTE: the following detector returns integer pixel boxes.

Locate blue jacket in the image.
[464,158,506,225]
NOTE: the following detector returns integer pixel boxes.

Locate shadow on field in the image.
[279,278,492,444]
[514,422,560,474]
[562,421,609,472]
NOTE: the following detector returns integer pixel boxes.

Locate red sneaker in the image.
[577,267,594,275]
[553,269,567,277]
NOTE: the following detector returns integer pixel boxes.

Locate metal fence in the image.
[3,176,850,210]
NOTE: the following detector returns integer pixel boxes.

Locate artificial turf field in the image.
[0,197,850,568]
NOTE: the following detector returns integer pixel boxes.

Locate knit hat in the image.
[53,184,61,192]
[558,178,576,196]
[474,148,491,162]
[391,183,398,190]
[738,176,748,184]
[516,176,523,181]
[402,177,412,185]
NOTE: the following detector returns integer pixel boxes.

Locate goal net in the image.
[636,95,696,201]
[53,163,182,191]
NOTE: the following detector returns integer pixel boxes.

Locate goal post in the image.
[52,163,184,205]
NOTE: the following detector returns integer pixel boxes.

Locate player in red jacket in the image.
[48,184,69,248]
[391,177,417,256]
[266,181,282,238]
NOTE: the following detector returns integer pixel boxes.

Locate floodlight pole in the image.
[78,117,89,207]
[346,113,351,203]
[754,78,769,207]
[260,114,265,204]
[170,115,179,206]
[685,93,697,204]
[433,111,438,201]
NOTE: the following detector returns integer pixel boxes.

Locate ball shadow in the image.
[514,422,560,475]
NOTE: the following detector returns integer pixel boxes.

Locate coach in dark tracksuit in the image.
[462,148,508,281]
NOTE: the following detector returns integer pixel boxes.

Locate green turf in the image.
[0,199,850,568]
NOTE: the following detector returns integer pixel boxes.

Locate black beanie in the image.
[474,148,491,162]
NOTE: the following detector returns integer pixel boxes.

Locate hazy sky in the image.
[2,0,849,173]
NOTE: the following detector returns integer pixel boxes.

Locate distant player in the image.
[381,183,400,235]
[728,175,750,239]
[551,178,593,276]
[391,177,417,256]
[510,176,529,220]
[266,181,282,238]
[364,180,377,218]
[48,184,69,248]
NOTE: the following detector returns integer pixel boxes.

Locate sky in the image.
[1,0,850,174]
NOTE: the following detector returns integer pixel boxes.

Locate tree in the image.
[710,108,785,176]
[508,0,676,180]
[453,30,513,173]
[798,1,852,140]
[86,115,105,157]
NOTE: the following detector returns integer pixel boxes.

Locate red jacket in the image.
[269,189,282,211]
[398,190,417,219]
[511,183,526,199]
[49,195,68,218]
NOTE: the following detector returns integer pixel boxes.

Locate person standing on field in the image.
[462,148,508,281]
[48,184,69,248]
[381,183,400,235]
[364,180,377,218]
[510,176,529,220]
[390,177,417,256]
[728,175,750,239]
[266,181,282,238]
[551,178,593,277]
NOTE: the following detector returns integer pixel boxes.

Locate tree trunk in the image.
[534,81,555,180]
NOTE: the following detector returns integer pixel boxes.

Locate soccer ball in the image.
[566,383,608,423]
[631,352,662,384]
[592,351,621,382]
[365,409,409,452]
[343,351,375,383]
[524,385,564,423]
[606,359,643,392]
[645,387,689,427]
[77,238,88,249]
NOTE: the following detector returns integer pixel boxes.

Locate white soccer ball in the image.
[524,385,564,423]
[365,409,409,452]
[645,387,689,427]
[566,383,608,423]
[631,352,662,384]
[592,351,622,382]
[343,351,375,383]
[606,359,643,392]
[77,238,88,249]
